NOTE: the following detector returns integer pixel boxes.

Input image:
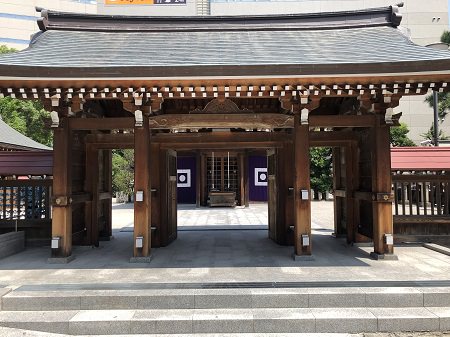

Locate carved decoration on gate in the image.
[189,98,253,114]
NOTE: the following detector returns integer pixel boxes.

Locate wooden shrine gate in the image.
[1,5,450,262]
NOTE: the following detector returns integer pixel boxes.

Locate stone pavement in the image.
[0,201,449,335]
[0,201,449,286]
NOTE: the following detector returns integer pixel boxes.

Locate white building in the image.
[0,0,97,50]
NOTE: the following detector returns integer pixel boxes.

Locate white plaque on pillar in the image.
[301,189,309,200]
[136,190,144,202]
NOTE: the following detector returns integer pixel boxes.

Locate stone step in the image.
[0,326,359,337]
[2,287,450,311]
[0,307,448,335]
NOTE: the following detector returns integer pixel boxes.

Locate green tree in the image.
[0,97,52,147]
[310,147,333,200]
[441,30,450,44]
[0,45,52,147]
[421,124,450,141]
[424,31,450,127]
[112,149,134,199]
[390,123,416,147]
[0,45,17,54]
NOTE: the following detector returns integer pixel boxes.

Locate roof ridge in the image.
[35,5,402,33]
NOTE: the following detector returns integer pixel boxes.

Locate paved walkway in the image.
[0,201,449,288]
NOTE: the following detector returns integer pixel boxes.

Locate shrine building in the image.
[0,5,450,262]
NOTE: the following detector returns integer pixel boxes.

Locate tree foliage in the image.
[0,97,53,147]
[0,45,53,147]
[421,124,450,141]
[0,45,17,54]
[424,31,450,137]
[310,147,333,199]
[425,92,450,120]
[112,149,134,197]
[441,30,450,44]
[390,123,416,147]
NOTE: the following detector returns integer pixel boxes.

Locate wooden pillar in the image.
[345,143,357,244]
[293,115,312,259]
[200,153,207,206]
[238,153,245,207]
[132,115,151,262]
[196,151,201,207]
[332,147,345,237]
[85,144,99,246]
[150,142,161,248]
[244,151,250,207]
[51,118,73,261]
[100,149,113,240]
[371,116,396,259]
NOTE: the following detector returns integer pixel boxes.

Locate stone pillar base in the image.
[47,255,75,264]
[370,252,398,260]
[292,254,315,261]
[130,256,152,263]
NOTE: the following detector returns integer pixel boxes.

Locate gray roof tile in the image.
[0,118,52,151]
[0,6,449,78]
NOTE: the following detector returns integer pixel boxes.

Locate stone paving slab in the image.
[311,308,377,333]
[0,310,77,334]
[363,287,424,307]
[0,288,11,311]
[421,287,450,307]
[252,308,315,333]
[307,288,366,308]
[427,307,450,331]
[368,307,440,332]
[193,309,254,333]
[69,310,134,335]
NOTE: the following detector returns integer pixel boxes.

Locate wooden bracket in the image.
[52,195,73,207]
[373,192,394,203]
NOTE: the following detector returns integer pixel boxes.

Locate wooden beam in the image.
[309,115,376,128]
[132,115,151,260]
[293,114,312,258]
[309,131,357,146]
[51,118,73,259]
[69,117,134,130]
[69,114,376,132]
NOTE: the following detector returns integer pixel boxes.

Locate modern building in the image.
[0,0,96,50]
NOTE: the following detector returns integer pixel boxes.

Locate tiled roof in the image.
[0,6,449,78]
[0,118,52,151]
[391,147,450,171]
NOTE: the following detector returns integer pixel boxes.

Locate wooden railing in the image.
[392,173,450,217]
[392,172,450,243]
[0,178,52,242]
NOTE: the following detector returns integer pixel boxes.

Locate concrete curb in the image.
[423,243,450,257]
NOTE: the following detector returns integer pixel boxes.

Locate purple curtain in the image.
[177,156,196,204]
[248,155,268,202]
